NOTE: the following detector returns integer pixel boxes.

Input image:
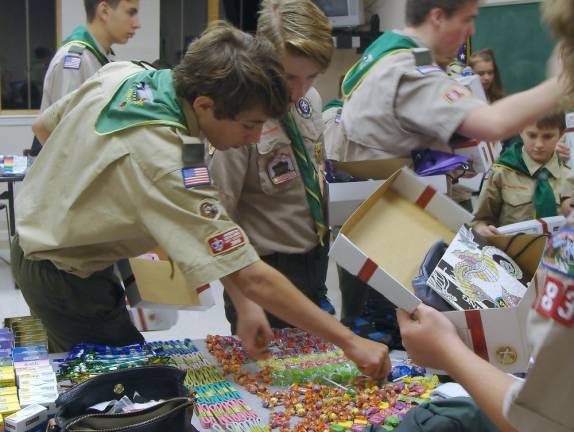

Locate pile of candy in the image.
[57,339,199,383]
[264,376,439,431]
[258,351,360,386]
[206,330,438,431]
[182,351,267,431]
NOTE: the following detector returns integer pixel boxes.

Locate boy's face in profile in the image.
[520,123,562,164]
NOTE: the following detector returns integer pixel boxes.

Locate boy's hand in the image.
[341,335,391,379]
[236,304,273,360]
[474,223,500,237]
[397,305,466,370]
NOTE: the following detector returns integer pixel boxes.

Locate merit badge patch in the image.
[198,199,220,220]
[443,87,469,104]
[182,166,211,188]
[207,227,246,256]
[267,153,298,185]
[416,64,442,75]
[296,97,312,119]
[63,55,82,70]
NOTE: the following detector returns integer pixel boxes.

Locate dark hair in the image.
[84,0,121,22]
[406,0,478,26]
[469,48,506,102]
[536,110,565,133]
[173,21,290,120]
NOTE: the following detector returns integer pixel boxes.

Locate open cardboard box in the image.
[118,250,215,311]
[330,167,546,372]
[327,159,448,227]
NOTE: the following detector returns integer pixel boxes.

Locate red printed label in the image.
[536,276,574,327]
[206,228,245,256]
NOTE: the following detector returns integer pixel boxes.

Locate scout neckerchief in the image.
[95,68,187,135]
[61,25,109,67]
[495,138,558,218]
[322,98,343,112]
[341,31,419,98]
[280,112,326,245]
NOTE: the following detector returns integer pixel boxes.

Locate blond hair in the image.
[257,0,333,71]
[543,0,574,95]
[469,48,506,102]
[173,21,290,120]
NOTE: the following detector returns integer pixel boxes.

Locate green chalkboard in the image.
[472,2,555,94]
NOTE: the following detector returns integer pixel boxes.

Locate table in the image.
[0,173,25,237]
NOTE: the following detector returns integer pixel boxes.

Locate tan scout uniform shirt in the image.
[322,104,345,161]
[17,62,259,290]
[41,36,111,110]
[336,34,485,162]
[503,272,574,431]
[208,88,325,256]
[472,151,574,227]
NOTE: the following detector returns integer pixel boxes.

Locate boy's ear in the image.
[96,1,110,22]
[192,96,215,114]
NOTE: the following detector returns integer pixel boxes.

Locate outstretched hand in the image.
[342,335,391,380]
[236,305,274,360]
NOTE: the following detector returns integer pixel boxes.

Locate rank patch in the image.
[63,55,82,70]
[296,97,312,119]
[207,228,246,256]
[182,166,211,188]
[198,199,220,219]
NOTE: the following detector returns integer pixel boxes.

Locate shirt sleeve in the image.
[38,88,79,132]
[471,169,503,227]
[395,70,486,144]
[43,49,103,108]
[208,147,250,222]
[134,160,259,290]
[503,309,574,432]
[559,169,574,199]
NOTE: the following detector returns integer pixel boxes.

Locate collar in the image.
[521,147,561,178]
[180,98,202,139]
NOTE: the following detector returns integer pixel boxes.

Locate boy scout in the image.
[473,112,574,237]
[11,23,390,379]
[41,0,140,110]
[208,0,335,332]
[334,0,565,162]
[398,2,574,430]
[31,0,140,155]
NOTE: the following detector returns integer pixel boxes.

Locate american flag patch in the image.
[182,166,211,188]
[63,55,82,70]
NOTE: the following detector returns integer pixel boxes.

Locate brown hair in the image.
[257,0,333,72]
[543,0,574,95]
[173,21,290,120]
[84,0,121,22]
[406,0,479,26]
[536,110,566,133]
[469,48,506,102]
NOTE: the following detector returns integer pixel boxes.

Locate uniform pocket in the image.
[256,147,301,195]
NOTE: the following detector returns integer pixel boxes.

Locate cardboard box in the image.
[327,159,448,226]
[330,167,545,372]
[119,252,215,311]
[4,404,46,432]
[497,216,565,235]
[452,139,502,173]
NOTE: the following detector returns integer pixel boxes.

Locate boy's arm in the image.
[32,88,78,144]
[458,78,564,141]
[222,260,391,379]
[397,305,518,432]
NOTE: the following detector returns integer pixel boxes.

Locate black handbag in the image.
[49,365,195,432]
[412,240,454,312]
